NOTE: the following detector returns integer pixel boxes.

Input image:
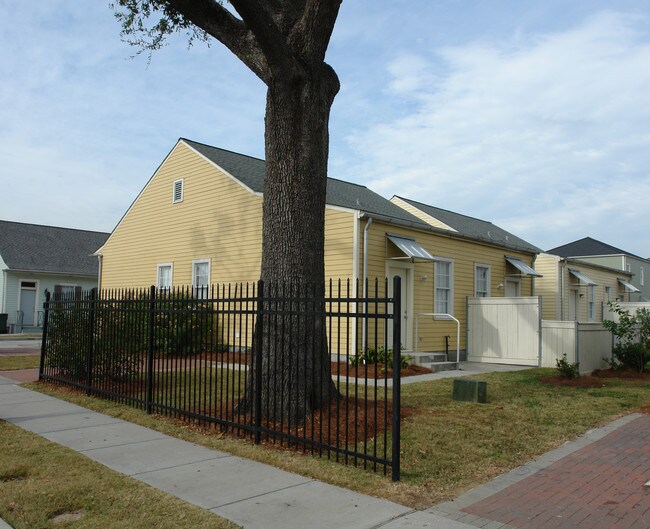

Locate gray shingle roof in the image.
[394,196,541,254]
[548,237,645,260]
[0,221,109,275]
[183,139,428,226]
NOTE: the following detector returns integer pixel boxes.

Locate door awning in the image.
[505,256,542,277]
[387,235,437,261]
[618,279,640,292]
[568,268,597,286]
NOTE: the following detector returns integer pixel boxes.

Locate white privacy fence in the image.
[468,297,614,372]
[467,297,541,366]
[541,321,612,373]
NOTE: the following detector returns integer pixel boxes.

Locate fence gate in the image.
[467,297,541,366]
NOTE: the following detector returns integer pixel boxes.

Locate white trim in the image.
[390,196,458,232]
[191,259,211,297]
[434,258,454,318]
[156,262,174,291]
[172,178,184,203]
[18,278,40,327]
[474,263,491,297]
[386,260,415,350]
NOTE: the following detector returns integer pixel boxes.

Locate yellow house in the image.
[535,253,634,322]
[97,138,541,358]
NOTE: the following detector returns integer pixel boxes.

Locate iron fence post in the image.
[254,280,264,444]
[391,275,401,482]
[86,288,97,395]
[39,291,51,380]
[146,285,156,414]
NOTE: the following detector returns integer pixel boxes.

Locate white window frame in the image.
[434,258,454,318]
[192,259,211,298]
[587,285,596,321]
[172,178,184,204]
[157,263,173,292]
[474,264,491,298]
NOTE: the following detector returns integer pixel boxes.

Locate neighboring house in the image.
[97,138,541,357]
[535,253,634,322]
[0,221,109,333]
[548,237,649,302]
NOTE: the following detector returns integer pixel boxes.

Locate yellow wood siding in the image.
[389,197,457,232]
[536,253,628,322]
[356,218,534,353]
[100,142,356,290]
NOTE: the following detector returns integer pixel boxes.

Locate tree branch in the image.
[166,0,270,82]
[290,0,342,63]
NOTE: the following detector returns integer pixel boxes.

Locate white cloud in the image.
[346,11,650,255]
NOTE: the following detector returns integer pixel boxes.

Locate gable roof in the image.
[182,139,427,226]
[548,237,646,261]
[0,220,109,276]
[393,196,541,254]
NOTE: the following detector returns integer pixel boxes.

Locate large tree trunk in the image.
[249,66,340,424]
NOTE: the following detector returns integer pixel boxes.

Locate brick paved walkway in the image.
[460,414,650,529]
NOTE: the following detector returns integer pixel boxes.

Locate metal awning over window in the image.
[387,235,437,261]
[618,279,640,292]
[505,256,542,277]
[568,268,597,286]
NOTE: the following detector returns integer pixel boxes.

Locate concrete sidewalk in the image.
[0,374,471,529]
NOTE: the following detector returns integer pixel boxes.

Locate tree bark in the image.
[248,65,340,424]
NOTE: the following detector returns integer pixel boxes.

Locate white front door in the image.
[19,281,38,326]
[505,279,520,297]
[387,265,411,350]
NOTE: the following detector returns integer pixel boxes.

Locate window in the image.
[172,179,184,203]
[54,284,81,299]
[475,264,491,297]
[434,259,453,315]
[587,285,596,320]
[604,286,611,303]
[157,263,173,292]
[192,259,211,298]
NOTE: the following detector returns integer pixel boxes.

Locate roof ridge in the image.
[395,196,495,225]
[0,219,109,236]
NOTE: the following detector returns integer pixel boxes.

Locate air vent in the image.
[173,179,184,203]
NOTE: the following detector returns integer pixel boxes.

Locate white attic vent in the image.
[173,179,184,203]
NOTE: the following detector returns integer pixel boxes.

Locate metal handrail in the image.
[414,312,460,369]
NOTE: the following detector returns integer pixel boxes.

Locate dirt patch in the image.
[539,375,607,388]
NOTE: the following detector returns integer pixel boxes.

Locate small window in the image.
[157,263,173,292]
[192,259,211,298]
[604,286,611,303]
[172,179,184,203]
[434,259,454,316]
[21,281,37,289]
[475,264,491,297]
[54,284,82,300]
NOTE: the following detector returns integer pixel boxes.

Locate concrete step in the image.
[418,361,458,373]
[407,352,448,365]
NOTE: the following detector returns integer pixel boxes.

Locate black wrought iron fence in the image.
[40,277,402,479]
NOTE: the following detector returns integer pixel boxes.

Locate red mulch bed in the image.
[197,352,433,379]
[540,367,650,388]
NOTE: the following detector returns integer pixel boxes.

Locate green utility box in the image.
[452,379,487,403]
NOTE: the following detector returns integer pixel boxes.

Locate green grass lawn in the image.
[26,368,649,509]
[0,355,40,371]
[0,421,238,529]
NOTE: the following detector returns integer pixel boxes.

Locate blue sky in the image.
[1,1,649,257]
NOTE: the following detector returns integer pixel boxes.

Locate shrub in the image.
[556,353,580,379]
[350,346,411,371]
[603,303,650,373]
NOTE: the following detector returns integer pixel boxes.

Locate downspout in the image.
[560,259,566,321]
[531,254,537,296]
[1,269,7,313]
[97,254,103,291]
[362,216,373,349]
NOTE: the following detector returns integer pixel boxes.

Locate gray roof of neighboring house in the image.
[0,221,109,276]
[394,196,542,254]
[548,237,647,261]
[183,139,428,226]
